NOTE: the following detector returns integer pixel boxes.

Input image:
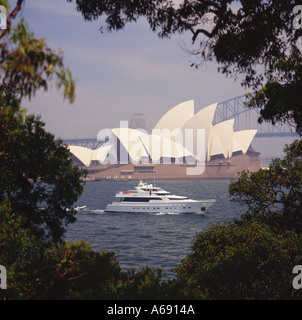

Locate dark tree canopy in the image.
[0,0,83,242]
[0,112,85,242]
[66,0,302,133]
[175,217,302,299]
[229,139,302,233]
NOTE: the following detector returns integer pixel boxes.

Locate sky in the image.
[18,0,297,159]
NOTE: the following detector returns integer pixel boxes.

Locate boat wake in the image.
[89,209,105,214]
[151,212,180,216]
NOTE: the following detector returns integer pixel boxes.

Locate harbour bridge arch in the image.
[65,95,298,148]
[214,95,296,138]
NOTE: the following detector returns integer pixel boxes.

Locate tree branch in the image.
[0,0,24,40]
[189,0,228,44]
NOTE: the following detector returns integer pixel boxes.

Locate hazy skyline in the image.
[21,0,297,159]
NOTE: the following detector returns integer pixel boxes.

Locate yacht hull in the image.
[105,199,216,213]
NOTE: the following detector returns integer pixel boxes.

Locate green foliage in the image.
[0,202,51,299]
[66,0,164,32]
[246,46,302,134]
[37,241,123,300]
[175,218,302,300]
[230,139,302,233]
[0,0,8,10]
[0,205,180,300]
[174,139,302,300]
[114,267,176,300]
[0,19,75,112]
[0,204,122,300]
[0,111,85,242]
[0,2,83,244]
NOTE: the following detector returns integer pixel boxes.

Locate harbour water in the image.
[65,179,247,278]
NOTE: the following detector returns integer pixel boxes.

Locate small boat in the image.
[105,180,215,213]
[66,205,86,212]
[75,205,87,210]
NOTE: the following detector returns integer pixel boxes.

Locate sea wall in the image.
[83,153,262,181]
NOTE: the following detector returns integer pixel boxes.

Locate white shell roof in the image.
[209,119,234,158]
[180,102,217,159]
[139,134,199,163]
[68,100,258,167]
[68,145,111,167]
[110,128,198,164]
[111,128,149,163]
[229,129,258,155]
[153,100,194,132]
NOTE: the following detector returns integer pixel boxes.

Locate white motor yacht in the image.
[105,180,216,213]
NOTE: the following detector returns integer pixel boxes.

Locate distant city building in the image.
[130,113,146,130]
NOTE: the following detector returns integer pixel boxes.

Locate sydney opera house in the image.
[67,100,262,180]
